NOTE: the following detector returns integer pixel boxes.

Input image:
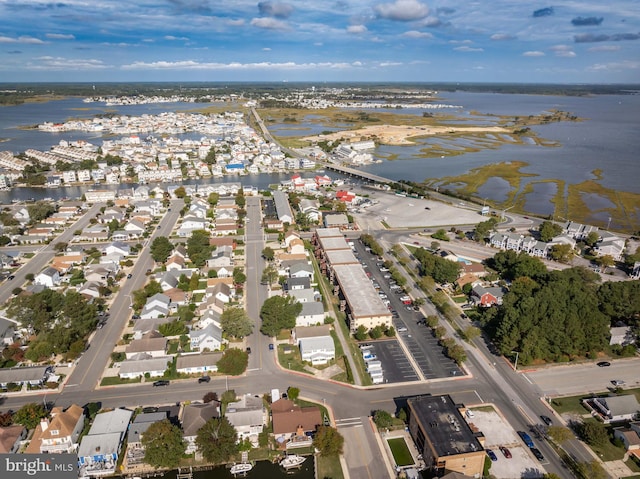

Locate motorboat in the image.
[279,454,306,469]
[230,462,253,475]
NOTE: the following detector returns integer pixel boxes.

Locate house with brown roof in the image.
[26,404,85,454]
[125,331,168,359]
[271,398,321,450]
[0,425,27,453]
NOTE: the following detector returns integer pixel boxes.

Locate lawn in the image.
[100,376,141,386]
[387,437,415,467]
[316,454,344,479]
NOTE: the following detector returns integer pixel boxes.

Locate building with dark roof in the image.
[407,395,485,478]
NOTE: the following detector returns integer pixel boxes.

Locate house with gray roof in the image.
[78,408,132,477]
[181,403,220,456]
[295,301,325,327]
[35,267,61,288]
[176,352,223,375]
[225,394,266,445]
[125,412,168,468]
[140,293,171,319]
[118,354,171,379]
[590,395,640,423]
[189,323,223,352]
[0,366,50,388]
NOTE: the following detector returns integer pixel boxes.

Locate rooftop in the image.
[333,264,391,319]
[408,395,483,457]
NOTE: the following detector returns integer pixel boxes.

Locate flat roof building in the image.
[332,264,391,332]
[407,395,485,478]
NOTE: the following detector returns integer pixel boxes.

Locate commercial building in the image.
[407,395,485,478]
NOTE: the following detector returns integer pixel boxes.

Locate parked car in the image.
[153,380,170,387]
[540,415,553,426]
[198,376,211,383]
[611,379,625,386]
[127,273,132,279]
[517,431,534,448]
[499,446,512,459]
[8,275,15,280]
[597,361,611,367]
[486,449,498,462]
[269,343,274,350]
[531,448,545,462]
[246,347,251,354]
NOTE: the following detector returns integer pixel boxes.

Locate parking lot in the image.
[360,339,419,384]
[353,240,463,380]
[466,407,545,479]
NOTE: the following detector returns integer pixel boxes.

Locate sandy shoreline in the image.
[301,124,510,146]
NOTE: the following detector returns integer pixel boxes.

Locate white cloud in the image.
[453,46,483,52]
[46,33,75,40]
[587,60,640,71]
[402,30,433,39]
[258,2,294,19]
[0,35,46,44]
[375,0,429,22]
[33,56,107,70]
[122,60,359,71]
[523,51,545,57]
[250,17,288,30]
[588,45,621,52]
[165,35,189,41]
[262,47,271,51]
[226,19,245,26]
[379,61,403,67]
[347,25,368,34]
[551,45,576,58]
[490,33,514,41]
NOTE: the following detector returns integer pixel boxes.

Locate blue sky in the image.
[1,0,639,83]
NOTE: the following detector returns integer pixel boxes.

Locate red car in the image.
[499,446,512,459]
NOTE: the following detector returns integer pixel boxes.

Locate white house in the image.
[299,336,335,365]
[295,301,325,327]
[176,352,223,375]
[35,267,61,288]
[189,323,223,352]
[118,353,171,379]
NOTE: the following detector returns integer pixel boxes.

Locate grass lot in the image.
[317,454,344,479]
[277,345,312,375]
[387,437,415,467]
[582,418,626,461]
[100,376,141,386]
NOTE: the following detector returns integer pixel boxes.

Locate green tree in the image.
[53,241,68,253]
[187,230,213,268]
[260,265,279,286]
[232,267,246,285]
[195,417,239,464]
[373,410,394,429]
[261,247,275,261]
[594,254,615,272]
[159,320,188,337]
[585,231,601,247]
[313,426,344,457]
[220,307,253,339]
[539,221,563,242]
[27,202,56,223]
[217,348,249,375]
[581,421,608,447]
[142,419,186,469]
[549,243,574,263]
[234,189,246,208]
[174,186,186,198]
[354,325,368,341]
[13,403,47,429]
[150,236,174,263]
[260,296,302,336]
[431,229,449,242]
[287,386,300,402]
[546,426,573,443]
[207,192,219,206]
[474,218,497,242]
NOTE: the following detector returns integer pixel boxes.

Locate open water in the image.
[1,90,639,220]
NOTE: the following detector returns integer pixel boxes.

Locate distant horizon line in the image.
[1,81,640,86]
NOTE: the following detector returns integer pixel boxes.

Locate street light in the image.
[511,350,520,371]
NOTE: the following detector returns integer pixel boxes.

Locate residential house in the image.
[288,288,318,304]
[285,277,311,292]
[165,255,186,271]
[271,398,321,449]
[206,245,234,269]
[288,238,306,255]
[0,425,27,453]
[177,215,207,237]
[176,352,223,375]
[296,301,325,327]
[590,395,640,423]
[26,404,85,454]
[140,293,172,319]
[104,241,131,257]
[124,412,167,470]
[594,234,626,261]
[189,323,223,352]
[206,282,233,305]
[294,326,335,365]
[132,317,173,340]
[118,353,171,379]
[610,326,635,346]
[181,403,220,456]
[35,267,61,288]
[0,366,50,388]
[471,285,505,307]
[78,281,102,300]
[84,264,118,285]
[77,408,132,477]
[194,309,222,331]
[125,331,168,359]
[613,423,640,453]
[289,262,313,280]
[272,190,294,224]
[225,394,266,445]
